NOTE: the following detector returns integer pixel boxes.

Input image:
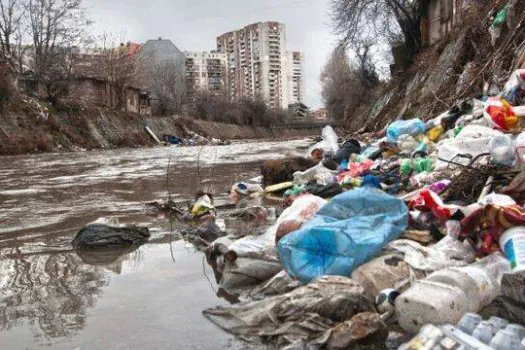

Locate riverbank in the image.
[0,97,322,156]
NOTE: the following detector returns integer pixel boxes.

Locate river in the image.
[0,140,308,350]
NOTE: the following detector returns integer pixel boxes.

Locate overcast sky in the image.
[84,0,338,108]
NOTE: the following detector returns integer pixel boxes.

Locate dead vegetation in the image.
[342,0,525,134]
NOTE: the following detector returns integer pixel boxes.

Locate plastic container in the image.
[505,324,525,340]
[387,119,426,142]
[472,321,496,344]
[396,254,511,333]
[457,313,482,335]
[489,329,525,350]
[489,134,516,166]
[500,227,525,271]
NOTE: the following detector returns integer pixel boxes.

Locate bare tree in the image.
[97,33,141,109]
[25,0,91,103]
[148,61,186,115]
[321,44,379,122]
[321,45,353,121]
[331,0,425,61]
[0,0,24,64]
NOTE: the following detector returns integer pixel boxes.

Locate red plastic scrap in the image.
[460,205,525,256]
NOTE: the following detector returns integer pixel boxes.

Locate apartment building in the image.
[185,51,227,101]
[286,51,305,106]
[216,22,304,109]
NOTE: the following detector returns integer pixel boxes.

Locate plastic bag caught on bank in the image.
[278,188,409,283]
[307,126,339,158]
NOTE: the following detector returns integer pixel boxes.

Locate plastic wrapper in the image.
[484,97,518,131]
[389,236,477,272]
[277,188,408,283]
[191,194,215,217]
[435,125,502,170]
[203,276,375,347]
[489,134,516,166]
[387,119,426,142]
[307,125,339,158]
[227,194,326,258]
[500,69,525,106]
[293,163,338,186]
[346,159,374,177]
[427,126,445,142]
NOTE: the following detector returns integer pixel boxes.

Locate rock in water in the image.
[72,224,150,249]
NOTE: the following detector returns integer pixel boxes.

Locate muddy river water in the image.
[0,140,308,349]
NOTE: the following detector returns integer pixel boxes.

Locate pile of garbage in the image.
[178,68,525,349]
[162,132,231,147]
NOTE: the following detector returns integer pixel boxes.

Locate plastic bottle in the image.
[400,159,413,176]
[499,226,525,271]
[489,134,516,166]
[396,253,511,333]
[387,119,426,142]
[415,158,432,173]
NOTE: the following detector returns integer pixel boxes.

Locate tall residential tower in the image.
[216,22,304,109]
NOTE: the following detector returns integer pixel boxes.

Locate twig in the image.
[202,255,218,294]
[169,217,175,263]
[430,89,452,109]
[166,156,172,201]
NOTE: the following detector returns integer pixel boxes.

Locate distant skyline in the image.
[84,0,338,108]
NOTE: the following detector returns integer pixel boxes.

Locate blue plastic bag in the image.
[387,119,426,142]
[277,188,408,283]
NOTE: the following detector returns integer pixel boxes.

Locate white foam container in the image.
[500,227,525,272]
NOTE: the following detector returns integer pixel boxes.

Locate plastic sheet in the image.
[277,188,409,283]
[389,236,477,271]
[203,276,375,346]
[435,125,502,170]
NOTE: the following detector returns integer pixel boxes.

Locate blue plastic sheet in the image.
[277,188,409,283]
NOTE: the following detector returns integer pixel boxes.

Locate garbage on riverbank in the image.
[161,132,231,147]
[169,66,525,349]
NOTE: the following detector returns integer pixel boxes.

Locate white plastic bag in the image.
[227,194,327,257]
[435,125,502,170]
[307,126,339,158]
